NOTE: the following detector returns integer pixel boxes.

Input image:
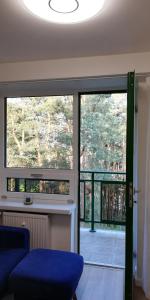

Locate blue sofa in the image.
[0,225,29,298]
[0,225,83,300]
[9,248,83,300]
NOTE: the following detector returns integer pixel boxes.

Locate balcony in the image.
[80,228,125,267]
[80,171,126,267]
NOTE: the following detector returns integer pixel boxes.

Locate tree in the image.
[80,93,127,224]
[7,96,73,169]
[80,93,127,172]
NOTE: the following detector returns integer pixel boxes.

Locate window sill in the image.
[0,200,76,215]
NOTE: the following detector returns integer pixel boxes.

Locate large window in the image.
[80,93,127,172]
[0,77,127,202]
[1,95,75,200]
[6,96,73,169]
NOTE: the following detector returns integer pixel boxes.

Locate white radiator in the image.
[2,212,50,249]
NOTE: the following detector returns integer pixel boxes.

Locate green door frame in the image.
[125,71,135,300]
[77,73,135,299]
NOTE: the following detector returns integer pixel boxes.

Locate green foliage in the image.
[80,93,127,171]
[7,96,73,169]
[7,93,126,171]
[80,93,127,226]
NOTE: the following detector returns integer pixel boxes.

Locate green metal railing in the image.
[80,170,126,231]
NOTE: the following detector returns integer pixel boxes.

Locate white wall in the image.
[136,82,148,284]
[0,51,150,82]
[1,50,150,287]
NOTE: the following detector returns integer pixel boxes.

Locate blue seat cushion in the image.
[0,249,28,294]
[9,248,83,300]
[0,225,29,250]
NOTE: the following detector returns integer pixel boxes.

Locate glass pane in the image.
[94,182,101,222]
[80,182,85,220]
[80,93,127,172]
[85,182,92,221]
[94,172,126,181]
[7,178,16,192]
[7,178,70,195]
[101,182,126,223]
[19,179,25,192]
[80,92,126,271]
[6,96,73,169]
[26,179,40,193]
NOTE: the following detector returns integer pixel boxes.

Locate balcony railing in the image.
[80,170,126,231]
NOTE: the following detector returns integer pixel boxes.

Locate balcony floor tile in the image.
[80,228,125,267]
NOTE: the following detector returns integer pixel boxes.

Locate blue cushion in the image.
[0,226,30,250]
[0,249,28,294]
[9,249,83,300]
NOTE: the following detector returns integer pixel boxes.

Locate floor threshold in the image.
[84,261,125,270]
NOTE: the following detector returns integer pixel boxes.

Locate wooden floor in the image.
[133,285,149,300]
[76,264,124,300]
[2,266,148,300]
[77,265,149,300]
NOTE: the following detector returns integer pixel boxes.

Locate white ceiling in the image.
[0,0,150,63]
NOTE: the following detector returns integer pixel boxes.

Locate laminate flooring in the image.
[76,264,124,300]
[3,266,148,300]
[133,285,149,300]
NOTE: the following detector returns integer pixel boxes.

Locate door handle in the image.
[129,182,133,208]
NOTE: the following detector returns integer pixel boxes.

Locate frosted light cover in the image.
[23,0,105,24]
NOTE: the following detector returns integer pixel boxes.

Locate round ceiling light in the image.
[49,0,79,14]
[23,0,105,24]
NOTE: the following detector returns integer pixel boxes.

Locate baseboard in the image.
[134,278,150,300]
